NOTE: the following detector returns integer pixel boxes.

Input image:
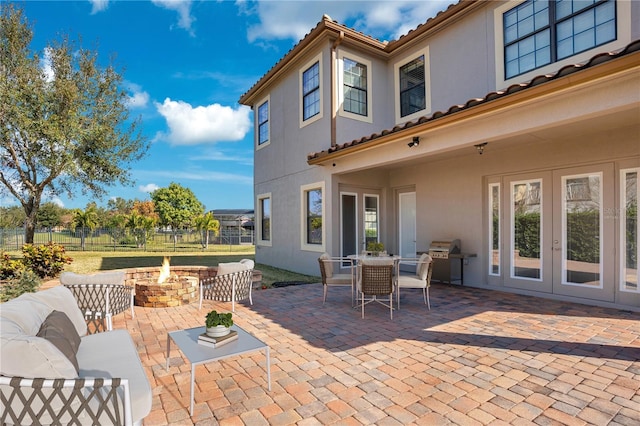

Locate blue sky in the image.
[6,0,454,212]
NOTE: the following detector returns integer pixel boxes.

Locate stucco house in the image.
[239,0,639,311]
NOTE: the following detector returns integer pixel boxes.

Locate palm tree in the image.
[71,207,98,251]
[195,212,220,249]
[125,212,155,249]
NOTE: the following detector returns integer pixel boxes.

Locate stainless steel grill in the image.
[428,239,461,284]
[428,239,460,259]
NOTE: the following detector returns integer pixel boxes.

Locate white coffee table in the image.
[166,324,271,415]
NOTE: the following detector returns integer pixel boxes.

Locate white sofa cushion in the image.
[78,330,152,424]
[60,271,125,286]
[216,262,248,276]
[20,286,87,336]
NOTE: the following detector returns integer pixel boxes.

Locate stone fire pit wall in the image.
[122,266,262,308]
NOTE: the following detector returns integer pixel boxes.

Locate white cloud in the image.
[139,183,160,193]
[192,149,254,166]
[155,98,251,146]
[152,170,253,185]
[89,0,109,14]
[126,83,150,109]
[49,196,65,208]
[243,1,455,43]
[151,0,195,36]
[41,47,54,83]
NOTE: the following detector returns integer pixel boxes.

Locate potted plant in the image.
[366,242,385,256]
[205,310,233,337]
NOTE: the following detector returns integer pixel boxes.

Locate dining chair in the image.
[357,258,394,319]
[318,253,354,305]
[396,253,433,309]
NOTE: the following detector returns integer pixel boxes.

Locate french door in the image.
[502,164,615,301]
[340,191,380,258]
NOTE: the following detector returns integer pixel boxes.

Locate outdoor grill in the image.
[428,239,461,284]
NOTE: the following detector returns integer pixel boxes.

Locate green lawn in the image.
[47,251,320,287]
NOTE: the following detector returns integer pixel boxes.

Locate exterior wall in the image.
[247,0,640,310]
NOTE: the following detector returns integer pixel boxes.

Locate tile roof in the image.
[239,2,471,105]
[307,39,640,163]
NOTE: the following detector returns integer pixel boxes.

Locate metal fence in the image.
[0,227,254,252]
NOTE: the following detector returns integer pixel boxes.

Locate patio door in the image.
[551,164,615,301]
[340,192,358,260]
[399,191,416,272]
[502,165,615,301]
[504,172,553,292]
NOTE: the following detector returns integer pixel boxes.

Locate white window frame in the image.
[620,167,639,293]
[493,0,632,90]
[299,53,324,128]
[256,95,270,150]
[257,192,272,246]
[394,46,431,125]
[338,51,373,123]
[489,182,501,277]
[300,181,325,252]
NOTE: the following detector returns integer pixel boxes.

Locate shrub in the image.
[21,242,73,279]
[0,269,42,302]
[0,251,25,279]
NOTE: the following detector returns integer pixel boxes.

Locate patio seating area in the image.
[109,281,638,425]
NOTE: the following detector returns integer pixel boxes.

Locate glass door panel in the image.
[511,179,542,280]
[364,195,379,251]
[620,168,639,293]
[341,193,357,261]
[561,173,602,287]
[552,164,614,301]
[504,172,552,292]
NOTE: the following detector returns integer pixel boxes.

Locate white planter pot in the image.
[206,325,230,337]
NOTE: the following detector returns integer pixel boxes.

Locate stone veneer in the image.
[121,266,262,308]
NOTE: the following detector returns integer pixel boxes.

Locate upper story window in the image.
[503,0,616,79]
[257,99,269,146]
[302,61,320,121]
[299,54,323,127]
[399,55,426,118]
[339,52,372,123]
[343,58,367,116]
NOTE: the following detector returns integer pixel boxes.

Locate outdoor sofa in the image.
[0,285,151,425]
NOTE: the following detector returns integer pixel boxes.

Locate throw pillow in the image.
[36,310,82,374]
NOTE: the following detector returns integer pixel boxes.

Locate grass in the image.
[36,251,320,287]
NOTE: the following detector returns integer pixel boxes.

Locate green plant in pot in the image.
[366,242,384,256]
[205,310,233,337]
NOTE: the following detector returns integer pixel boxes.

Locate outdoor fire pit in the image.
[133,257,199,308]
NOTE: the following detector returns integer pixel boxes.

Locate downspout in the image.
[330,31,344,148]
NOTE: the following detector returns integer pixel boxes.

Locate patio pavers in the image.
[111,282,640,425]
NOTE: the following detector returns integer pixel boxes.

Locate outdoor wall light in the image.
[408,136,420,148]
[475,142,488,155]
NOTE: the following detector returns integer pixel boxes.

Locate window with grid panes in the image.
[257,100,269,145]
[343,58,367,116]
[302,62,320,121]
[399,55,425,117]
[504,0,616,79]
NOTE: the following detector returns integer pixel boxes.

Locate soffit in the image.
[307,40,640,166]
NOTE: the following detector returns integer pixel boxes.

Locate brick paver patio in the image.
[110,282,639,425]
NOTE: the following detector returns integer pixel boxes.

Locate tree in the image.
[70,206,98,250]
[0,5,149,243]
[36,202,63,229]
[125,211,155,248]
[195,212,220,249]
[0,205,25,228]
[107,197,133,215]
[105,213,127,250]
[151,183,204,249]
